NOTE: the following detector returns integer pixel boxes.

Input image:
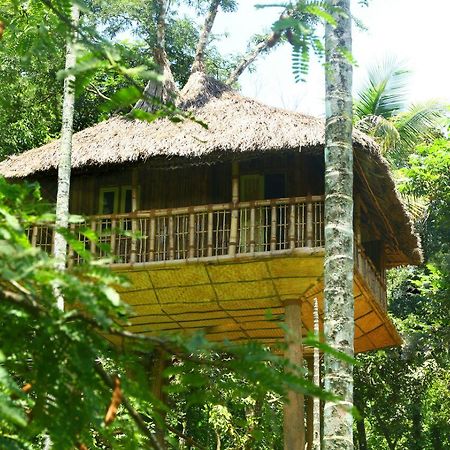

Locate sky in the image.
[211,0,450,116]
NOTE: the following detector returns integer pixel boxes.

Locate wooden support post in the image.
[283,299,305,450]
[306,358,314,450]
[130,168,138,264]
[306,196,313,247]
[229,161,239,256]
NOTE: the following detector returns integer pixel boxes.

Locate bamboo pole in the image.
[130,168,138,264]
[168,216,174,260]
[90,219,96,255]
[149,217,156,261]
[270,205,277,252]
[250,207,256,253]
[289,204,296,250]
[229,161,239,256]
[188,213,195,258]
[283,299,305,450]
[207,211,214,257]
[110,218,117,260]
[306,196,313,247]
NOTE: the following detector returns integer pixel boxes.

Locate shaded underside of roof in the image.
[0,72,422,265]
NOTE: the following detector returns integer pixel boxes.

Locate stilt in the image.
[283,299,305,450]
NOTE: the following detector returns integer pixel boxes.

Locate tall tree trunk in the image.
[313,298,321,450]
[134,0,177,112]
[191,0,221,74]
[53,2,79,310]
[322,1,354,449]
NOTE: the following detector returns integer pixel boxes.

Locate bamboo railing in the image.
[354,243,387,311]
[27,195,387,311]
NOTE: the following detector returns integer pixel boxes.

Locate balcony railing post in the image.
[306,196,313,247]
[130,215,137,264]
[90,219,96,256]
[168,215,175,260]
[189,213,195,258]
[289,204,296,250]
[250,207,256,253]
[207,211,214,257]
[67,223,75,268]
[110,219,116,259]
[149,216,155,261]
[270,205,277,252]
[229,161,239,257]
[31,225,38,247]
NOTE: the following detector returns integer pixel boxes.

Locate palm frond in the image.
[354,57,410,121]
[355,114,400,153]
[394,101,447,152]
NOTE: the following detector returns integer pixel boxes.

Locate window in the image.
[99,188,119,214]
[99,186,139,214]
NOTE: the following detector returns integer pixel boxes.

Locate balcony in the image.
[28,196,387,314]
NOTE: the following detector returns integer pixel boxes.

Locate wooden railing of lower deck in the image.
[354,243,387,311]
[27,195,386,311]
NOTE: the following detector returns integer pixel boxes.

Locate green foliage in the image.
[354,58,447,165]
[354,136,450,449]
[0,177,339,449]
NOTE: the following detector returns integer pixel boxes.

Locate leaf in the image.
[100,285,121,306]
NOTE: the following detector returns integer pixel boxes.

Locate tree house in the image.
[0,72,421,448]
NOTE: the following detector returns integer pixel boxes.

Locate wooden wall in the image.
[35,152,326,215]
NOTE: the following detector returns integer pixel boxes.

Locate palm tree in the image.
[354,57,445,167]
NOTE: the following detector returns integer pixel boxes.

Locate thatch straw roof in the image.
[0,72,421,264]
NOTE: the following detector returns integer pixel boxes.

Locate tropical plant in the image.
[354,57,446,166]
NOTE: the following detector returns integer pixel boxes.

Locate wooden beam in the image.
[283,299,305,450]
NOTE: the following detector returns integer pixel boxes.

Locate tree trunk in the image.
[322,1,354,449]
[134,0,177,112]
[191,0,221,74]
[313,298,321,450]
[53,2,80,310]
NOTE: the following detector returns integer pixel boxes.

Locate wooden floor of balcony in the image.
[28,196,399,353]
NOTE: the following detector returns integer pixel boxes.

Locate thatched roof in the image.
[0,72,421,265]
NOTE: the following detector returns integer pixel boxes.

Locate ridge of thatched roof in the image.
[0,72,421,265]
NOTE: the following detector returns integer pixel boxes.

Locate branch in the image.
[94,362,164,450]
[191,0,221,74]
[86,83,111,101]
[226,31,281,85]
[226,8,293,86]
